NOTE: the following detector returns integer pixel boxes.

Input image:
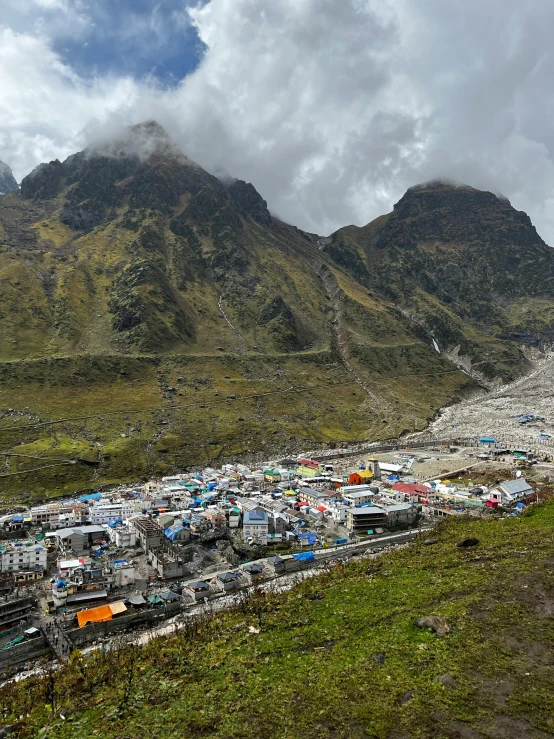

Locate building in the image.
[54,525,106,555]
[367,459,382,481]
[269,512,288,535]
[241,563,264,583]
[0,543,47,575]
[383,503,418,527]
[227,508,241,528]
[348,470,373,486]
[489,478,534,504]
[131,517,163,551]
[204,510,226,528]
[163,523,191,543]
[186,580,210,601]
[297,488,332,507]
[346,506,387,534]
[266,555,286,574]
[107,525,137,549]
[216,571,242,592]
[297,459,322,477]
[29,502,87,529]
[264,469,281,484]
[89,501,135,524]
[242,508,269,545]
[342,489,375,506]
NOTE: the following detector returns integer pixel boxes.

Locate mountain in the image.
[0,160,17,196]
[325,181,554,380]
[0,125,553,499]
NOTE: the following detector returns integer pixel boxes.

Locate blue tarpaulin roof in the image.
[298,532,317,544]
[78,493,103,502]
[293,551,315,562]
[11,515,23,522]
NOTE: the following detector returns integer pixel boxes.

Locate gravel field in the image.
[424,352,554,452]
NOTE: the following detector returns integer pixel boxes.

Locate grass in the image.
[3,502,554,738]
[0,350,472,502]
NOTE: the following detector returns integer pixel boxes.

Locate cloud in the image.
[2,0,554,241]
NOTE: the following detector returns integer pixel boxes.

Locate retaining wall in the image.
[0,634,51,674]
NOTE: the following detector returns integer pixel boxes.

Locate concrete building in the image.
[29,502,87,529]
[297,488,332,507]
[342,489,375,506]
[242,508,269,545]
[55,525,106,555]
[0,543,47,574]
[383,503,418,527]
[346,507,387,534]
[131,517,163,551]
[241,563,264,583]
[216,571,242,592]
[186,581,210,601]
[107,525,137,549]
[89,501,135,524]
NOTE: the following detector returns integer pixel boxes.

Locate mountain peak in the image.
[0,160,17,196]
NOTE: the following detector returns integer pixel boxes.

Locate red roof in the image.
[392,482,429,495]
[298,459,320,468]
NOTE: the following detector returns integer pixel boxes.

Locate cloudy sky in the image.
[2,0,554,239]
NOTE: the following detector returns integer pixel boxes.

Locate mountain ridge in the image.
[0,122,552,499]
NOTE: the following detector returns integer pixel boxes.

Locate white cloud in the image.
[2,0,554,241]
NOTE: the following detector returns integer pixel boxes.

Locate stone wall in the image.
[0,634,51,674]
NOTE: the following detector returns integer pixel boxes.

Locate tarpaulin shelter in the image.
[160,591,179,602]
[77,605,114,628]
[127,594,146,606]
[293,551,315,562]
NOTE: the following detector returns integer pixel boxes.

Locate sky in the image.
[2,0,554,240]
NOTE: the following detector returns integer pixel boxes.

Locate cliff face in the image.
[0,160,17,196]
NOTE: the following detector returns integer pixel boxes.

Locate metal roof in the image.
[499,479,533,495]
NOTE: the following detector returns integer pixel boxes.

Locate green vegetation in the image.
[4,503,554,738]
[0,351,471,502]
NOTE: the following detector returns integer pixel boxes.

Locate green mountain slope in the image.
[0,128,553,499]
[326,181,554,382]
[4,501,554,738]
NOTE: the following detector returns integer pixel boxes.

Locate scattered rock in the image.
[400,690,414,705]
[457,537,479,548]
[0,727,13,738]
[373,653,386,664]
[435,674,457,688]
[423,538,438,546]
[415,616,451,636]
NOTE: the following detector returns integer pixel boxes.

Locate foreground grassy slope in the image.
[4,503,554,738]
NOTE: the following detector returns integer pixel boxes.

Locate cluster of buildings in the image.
[0,453,535,619]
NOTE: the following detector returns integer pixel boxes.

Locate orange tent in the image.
[77,604,113,628]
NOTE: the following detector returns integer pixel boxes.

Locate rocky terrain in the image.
[427,352,554,450]
[0,123,553,498]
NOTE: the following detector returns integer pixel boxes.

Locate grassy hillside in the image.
[3,503,554,738]
[0,350,471,502]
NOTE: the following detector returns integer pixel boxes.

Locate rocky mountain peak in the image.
[382,180,545,251]
[0,160,17,196]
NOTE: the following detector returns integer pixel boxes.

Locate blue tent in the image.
[298,532,317,545]
[165,524,184,542]
[293,551,315,562]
